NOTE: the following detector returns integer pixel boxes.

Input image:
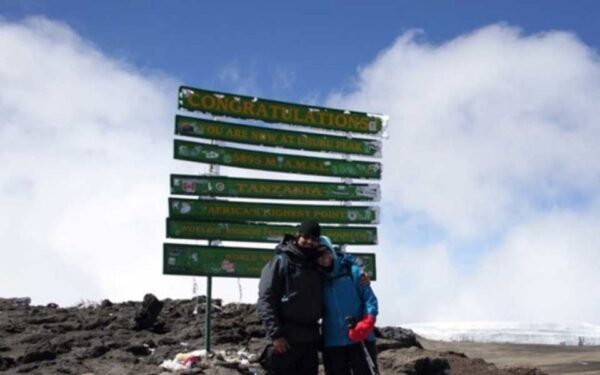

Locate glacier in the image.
[402,321,600,346]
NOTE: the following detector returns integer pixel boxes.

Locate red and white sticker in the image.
[183,180,196,193]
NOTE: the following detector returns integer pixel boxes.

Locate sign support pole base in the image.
[204,275,212,352]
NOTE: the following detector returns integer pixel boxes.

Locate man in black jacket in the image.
[257,219,323,375]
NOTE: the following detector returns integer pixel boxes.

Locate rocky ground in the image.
[0,295,546,374]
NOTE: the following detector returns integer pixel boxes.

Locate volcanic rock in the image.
[11,297,31,307]
[125,344,151,356]
[0,296,548,374]
[0,356,16,371]
[19,342,57,363]
[378,347,450,374]
[105,349,139,364]
[376,326,422,348]
[131,293,163,330]
[85,344,110,358]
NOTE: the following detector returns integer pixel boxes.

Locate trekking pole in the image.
[345,316,379,375]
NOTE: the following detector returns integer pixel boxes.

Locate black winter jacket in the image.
[257,235,323,344]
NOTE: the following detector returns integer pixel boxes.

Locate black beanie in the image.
[298,219,321,238]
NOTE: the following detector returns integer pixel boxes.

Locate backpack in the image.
[273,234,297,303]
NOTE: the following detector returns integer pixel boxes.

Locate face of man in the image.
[296,233,319,250]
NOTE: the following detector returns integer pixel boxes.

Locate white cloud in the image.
[218,59,260,96]
[462,210,600,323]
[0,16,367,308]
[272,66,296,90]
[328,25,600,325]
[0,16,223,305]
[218,60,297,96]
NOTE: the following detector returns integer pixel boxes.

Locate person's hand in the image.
[348,315,376,342]
[359,272,371,287]
[272,337,291,354]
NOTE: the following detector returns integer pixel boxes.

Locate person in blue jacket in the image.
[316,236,379,375]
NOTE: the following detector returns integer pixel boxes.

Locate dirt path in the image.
[419,337,600,374]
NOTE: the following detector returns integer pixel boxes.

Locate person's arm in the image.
[340,252,371,286]
[348,265,378,342]
[355,266,378,317]
[258,257,290,353]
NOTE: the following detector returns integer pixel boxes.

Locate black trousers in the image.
[322,341,378,375]
[259,342,319,375]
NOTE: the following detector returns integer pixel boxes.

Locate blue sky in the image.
[2,0,599,101]
[2,1,600,326]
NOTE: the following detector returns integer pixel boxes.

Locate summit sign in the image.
[166,85,387,352]
[167,219,378,245]
[169,198,379,224]
[170,175,380,201]
[174,139,382,179]
[175,115,381,156]
[164,243,377,280]
[179,86,386,135]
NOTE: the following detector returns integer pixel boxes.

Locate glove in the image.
[348,314,376,342]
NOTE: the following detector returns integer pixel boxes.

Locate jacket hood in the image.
[319,236,338,259]
[277,233,309,259]
[319,235,356,272]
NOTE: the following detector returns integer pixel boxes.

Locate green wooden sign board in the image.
[175,115,382,157]
[178,86,386,135]
[163,243,377,280]
[171,175,380,201]
[169,198,379,224]
[174,140,381,179]
[166,219,378,245]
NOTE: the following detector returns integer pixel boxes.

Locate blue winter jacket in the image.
[319,237,378,348]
